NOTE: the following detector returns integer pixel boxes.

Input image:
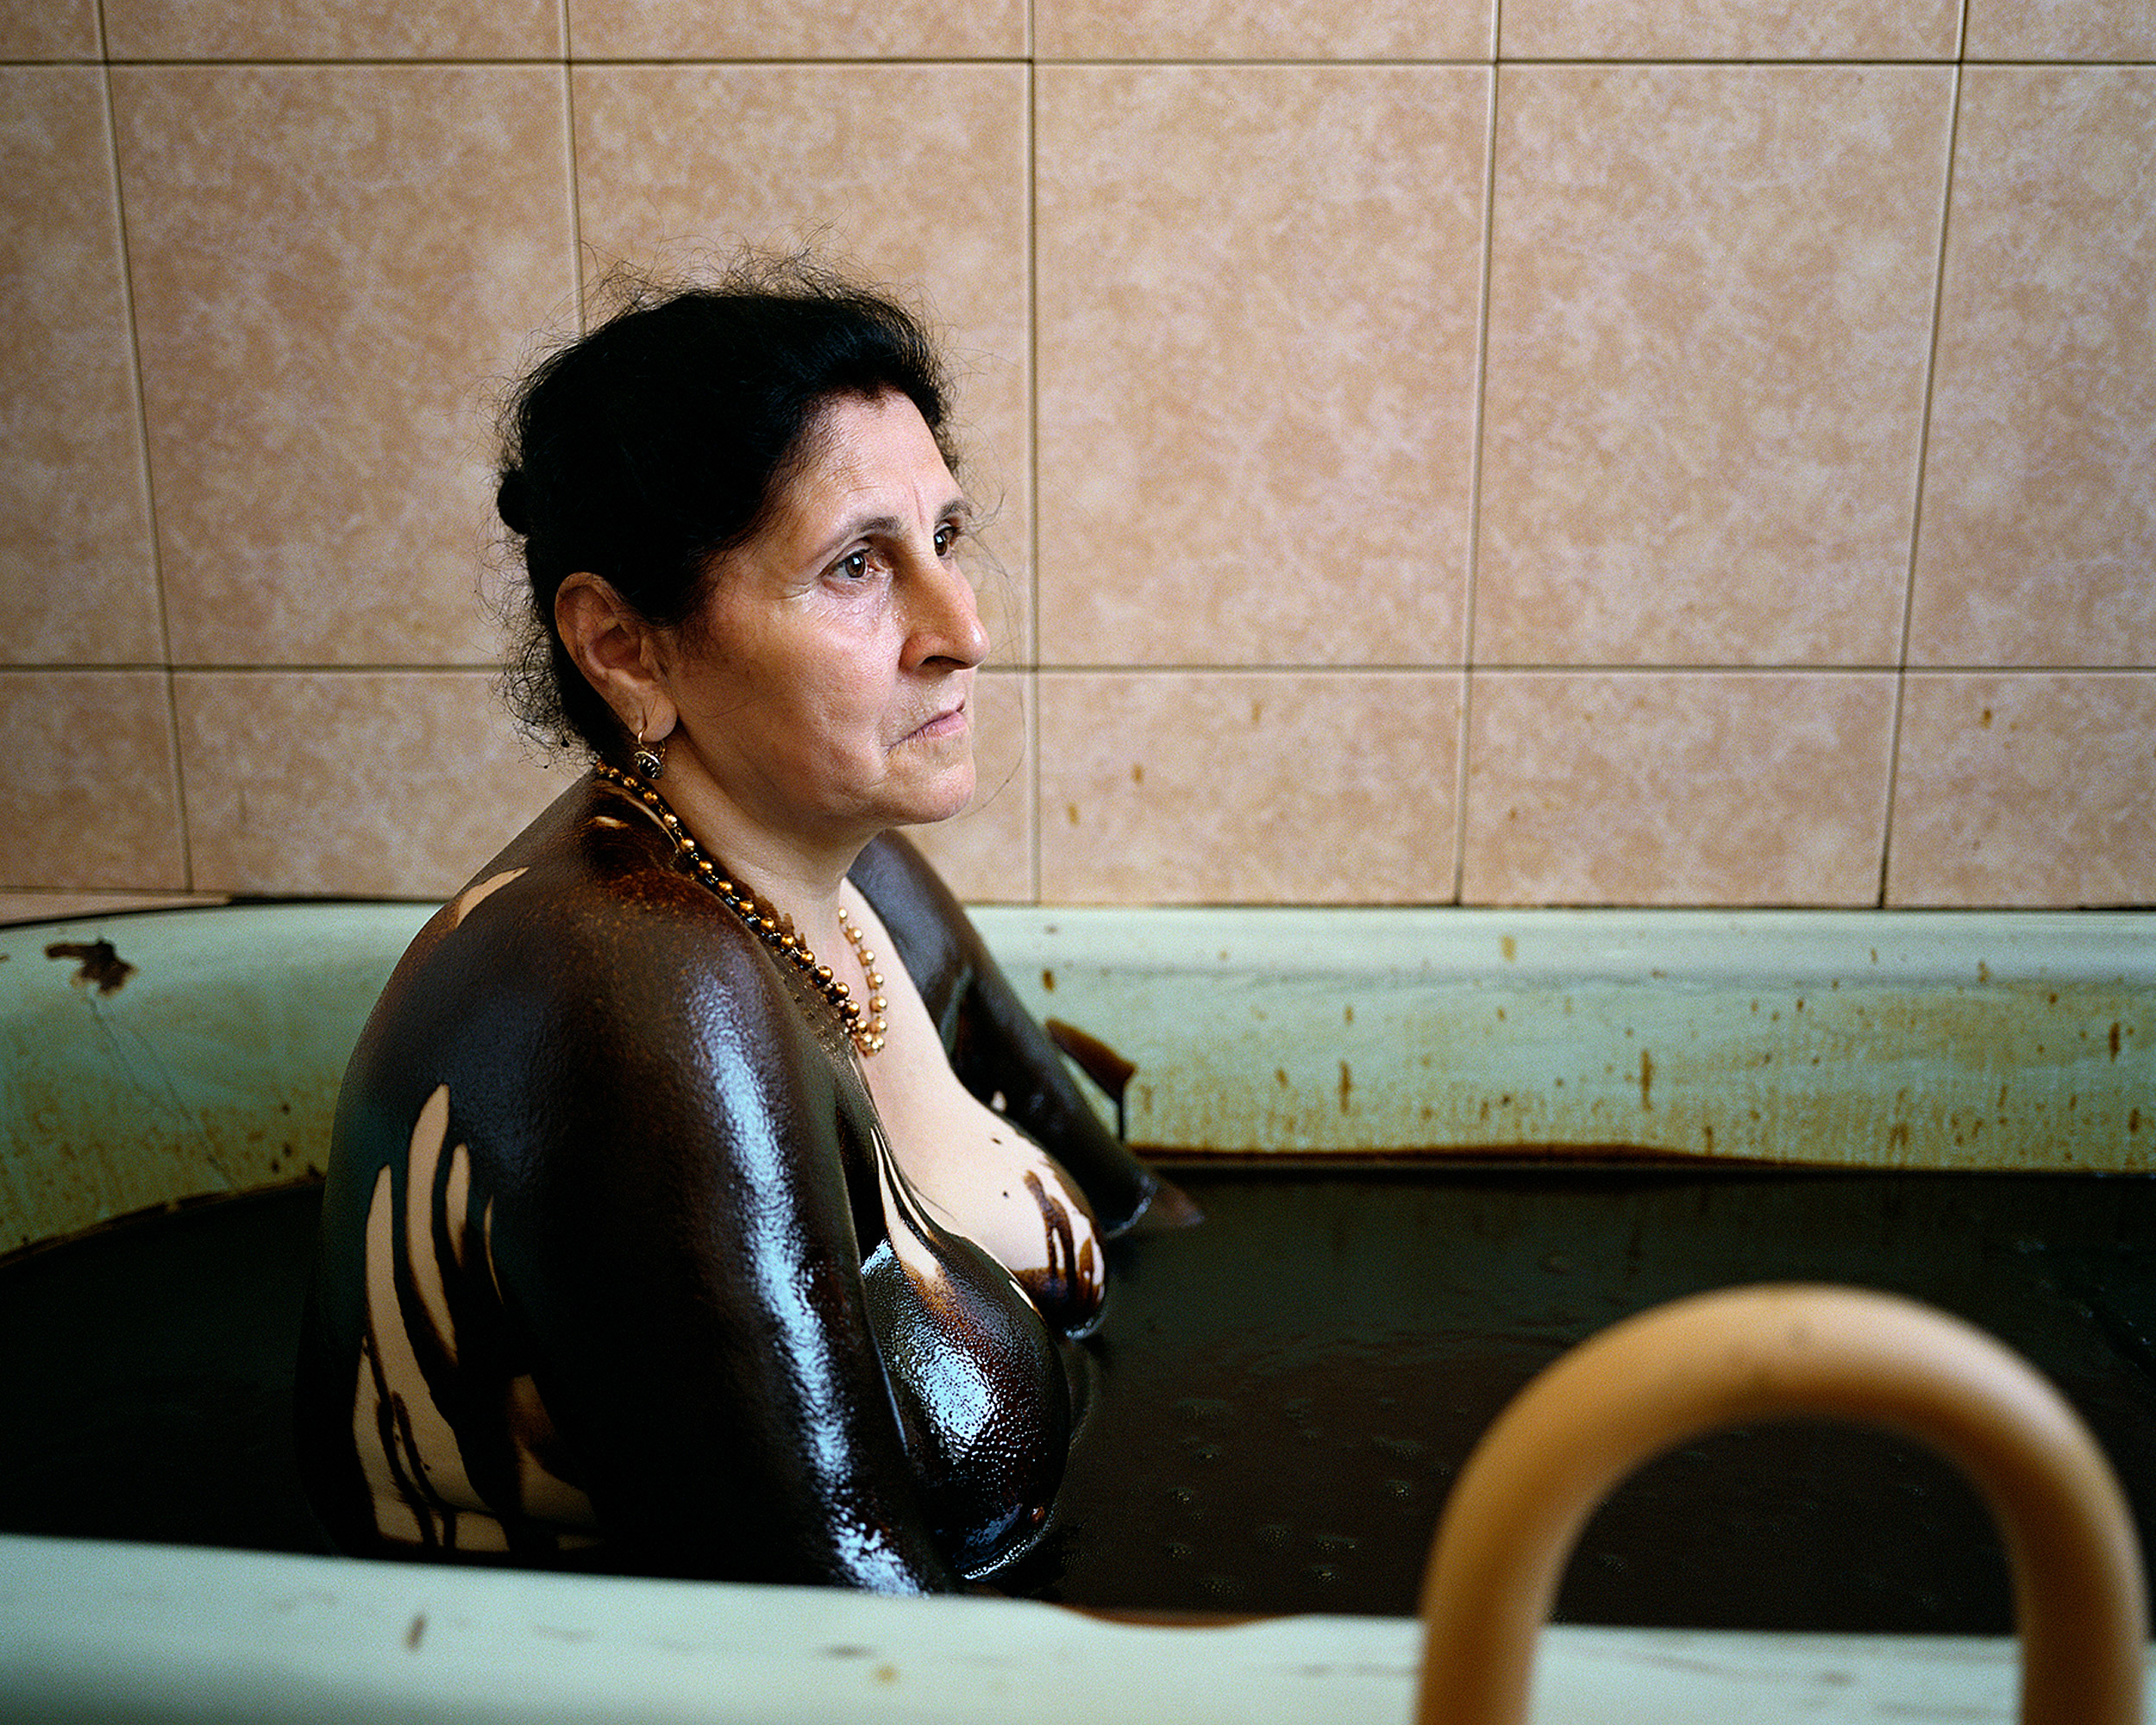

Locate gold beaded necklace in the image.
[594,763,889,1057]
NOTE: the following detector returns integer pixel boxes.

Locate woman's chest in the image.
[849,907,1103,1332]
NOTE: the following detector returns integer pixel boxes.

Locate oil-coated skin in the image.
[295,778,1179,1590]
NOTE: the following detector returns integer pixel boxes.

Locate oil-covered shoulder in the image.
[333,778,818,1190]
[386,775,779,1019]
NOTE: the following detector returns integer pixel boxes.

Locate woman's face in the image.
[661,391,989,856]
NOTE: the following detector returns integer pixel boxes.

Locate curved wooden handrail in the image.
[1414,1284,2147,1725]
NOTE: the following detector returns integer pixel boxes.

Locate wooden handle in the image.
[1413,1284,2147,1725]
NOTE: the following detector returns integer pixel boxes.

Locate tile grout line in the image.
[31,662,2131,679]
[28,53,2153,68]
[96,3,195,896]
[560,1,585,329]
[1878,34,1969,909]
[1451,28,1501,906]
[1025,661,2156,677]
[1025,26,1043,905]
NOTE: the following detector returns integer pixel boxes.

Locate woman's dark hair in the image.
[496,258,955,757]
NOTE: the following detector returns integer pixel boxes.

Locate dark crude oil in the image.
[3,1159,2150,1630]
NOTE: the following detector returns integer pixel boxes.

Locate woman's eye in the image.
[835,549,871,580]
[935,521,962,557]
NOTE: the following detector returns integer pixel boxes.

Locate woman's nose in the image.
[905,552,990,670]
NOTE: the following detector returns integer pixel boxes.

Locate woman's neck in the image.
[628,754,868,954]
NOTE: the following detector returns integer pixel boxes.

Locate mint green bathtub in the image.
[3,902,2151,1721]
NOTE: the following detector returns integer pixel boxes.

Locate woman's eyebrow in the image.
[808,498,974,562]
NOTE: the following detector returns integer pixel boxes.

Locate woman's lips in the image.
[900,701,968,745]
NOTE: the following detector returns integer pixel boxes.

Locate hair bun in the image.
[496,469,531,536]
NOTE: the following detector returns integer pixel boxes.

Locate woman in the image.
[294,263,1188,1593]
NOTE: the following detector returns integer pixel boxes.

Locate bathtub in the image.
[3,900,2151,1721]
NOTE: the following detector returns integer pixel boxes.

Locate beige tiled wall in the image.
[3,0,2151,909]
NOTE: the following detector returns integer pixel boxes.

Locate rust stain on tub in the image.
[3,1051,341,1255]
[1120,975,2150,1171]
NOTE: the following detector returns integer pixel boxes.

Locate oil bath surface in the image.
[3,1164,2152,1632]
[1012,1162,2156,1631]
[0,1184,329,1557]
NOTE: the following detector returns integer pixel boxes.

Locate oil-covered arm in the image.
[496,904,962,1589]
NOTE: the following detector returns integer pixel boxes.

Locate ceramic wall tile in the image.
[0,69,160,667]
[0,671,185,890]
[573,63,1033,662]
[174,671,563,896]
[1909,69,2156,668]
[1966,0,2156,60]
[13,14,2145,918]
[1498,0,1959,59]
[567,0,1023,59]
[1037,671,1462,903]
[895,668,1031,902]
[0,0,99,58]
[1888,674,2156,906]
[1035,66,1488,670]
[1036,0,1491,60]
[1460,671,1896,906]
[112,66,577,668]
[101,0,561,59]
[1476,66,1952,669]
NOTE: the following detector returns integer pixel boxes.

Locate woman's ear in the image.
[555,574,676,743]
